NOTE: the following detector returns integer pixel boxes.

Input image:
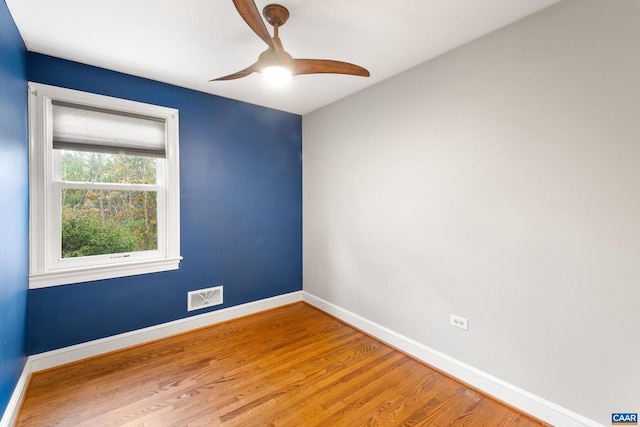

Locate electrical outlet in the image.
[450,314,469,331]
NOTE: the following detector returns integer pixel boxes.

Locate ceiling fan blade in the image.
[210,63,258,81]
[232,0,274,48]
[293,59,370,77]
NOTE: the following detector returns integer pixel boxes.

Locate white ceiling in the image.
[6,0,561,115]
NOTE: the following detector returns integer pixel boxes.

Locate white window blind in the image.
[52,101,166,158]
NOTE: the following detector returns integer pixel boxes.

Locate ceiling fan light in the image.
[262,65,292,86]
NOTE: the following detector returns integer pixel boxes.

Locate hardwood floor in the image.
[17,302,548,426]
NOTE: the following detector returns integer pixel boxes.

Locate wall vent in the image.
[187,286,223,312]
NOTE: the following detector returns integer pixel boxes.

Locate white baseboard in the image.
[2,291,602,427]
[0,359,31,427]
[30,291,303,372]
[302,291,602,427]
[1,291,303,427]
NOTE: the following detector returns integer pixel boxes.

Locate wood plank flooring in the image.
[17,302,548,426]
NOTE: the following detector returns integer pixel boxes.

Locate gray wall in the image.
[303,1,640,424]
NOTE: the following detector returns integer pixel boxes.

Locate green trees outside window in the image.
[60,151,158,258]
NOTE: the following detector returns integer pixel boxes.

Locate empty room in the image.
[1,0,638,426]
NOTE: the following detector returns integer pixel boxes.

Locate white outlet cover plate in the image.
[450,314,469,331]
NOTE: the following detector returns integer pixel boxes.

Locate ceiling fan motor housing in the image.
[258,46,294,72]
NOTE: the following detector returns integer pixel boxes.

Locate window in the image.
[29,83,181,288]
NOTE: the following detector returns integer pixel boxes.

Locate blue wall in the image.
[27,53,302,353]
[0,0,28,416]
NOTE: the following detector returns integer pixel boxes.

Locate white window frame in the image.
[28,83,181,289]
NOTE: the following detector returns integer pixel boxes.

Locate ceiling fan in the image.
[211,0,370,83]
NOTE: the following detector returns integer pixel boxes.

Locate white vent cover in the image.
[187,286,223,311]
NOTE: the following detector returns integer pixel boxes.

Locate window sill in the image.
[29,257,183,289]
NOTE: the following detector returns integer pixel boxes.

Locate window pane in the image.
[61,189,158,258]
[59,150,157,184]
